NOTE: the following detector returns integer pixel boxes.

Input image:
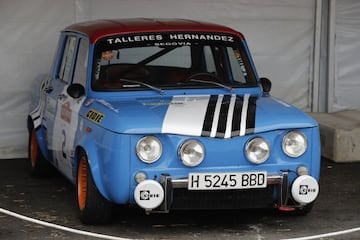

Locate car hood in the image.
[82,94,318,137]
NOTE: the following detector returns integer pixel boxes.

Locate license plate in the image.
[188,171,267,190]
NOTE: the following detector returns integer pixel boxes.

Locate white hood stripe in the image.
[162,94,256,138]
[224,94,237,138]
[161,95,210,136]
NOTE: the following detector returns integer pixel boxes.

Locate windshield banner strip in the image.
[97,32,239,49]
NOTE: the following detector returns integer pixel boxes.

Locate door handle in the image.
[45,86,53,93]
[58,93,67,100]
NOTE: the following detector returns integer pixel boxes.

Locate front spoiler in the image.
[153,171,295,213]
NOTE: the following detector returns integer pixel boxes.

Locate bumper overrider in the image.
[134,172,319,213]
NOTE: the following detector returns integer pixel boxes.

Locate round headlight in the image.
[179,140,205,167]
[245,137,270,164]
[282,131,307,157]
[136,136,162,163]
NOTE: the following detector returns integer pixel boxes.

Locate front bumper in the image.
[134,171,319,213]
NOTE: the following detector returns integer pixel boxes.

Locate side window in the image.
[227,47,247,83]
[59,36,76,83]
[73,38,89,87]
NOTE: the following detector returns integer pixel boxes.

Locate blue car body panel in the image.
[60,90,319,204]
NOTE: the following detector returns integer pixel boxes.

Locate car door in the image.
[46,34,88,180]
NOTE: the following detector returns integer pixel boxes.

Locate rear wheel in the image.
[28,128,55,177]
[77,150,113,224]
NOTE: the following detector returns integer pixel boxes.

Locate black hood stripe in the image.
[245,96,257,134]
[216,95,232,137]
[201,95,218,136]
[231,95,244,136]
[201,94,256,138]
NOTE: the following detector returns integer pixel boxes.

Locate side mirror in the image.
[260,77,272,94]
[67,83,85,98]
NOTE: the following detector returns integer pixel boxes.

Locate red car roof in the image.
[64,18,244,43]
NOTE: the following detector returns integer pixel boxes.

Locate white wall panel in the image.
[333,0,360,111]
[0,0,75,158]
[74,0,316,109]
[0,0,316,158]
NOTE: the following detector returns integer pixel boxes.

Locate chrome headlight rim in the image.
[136,136,162,163]
[282,131,307,158]
[178,139,205,167]
[245,137,270,164]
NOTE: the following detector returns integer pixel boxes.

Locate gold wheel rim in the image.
[77,157,88,211]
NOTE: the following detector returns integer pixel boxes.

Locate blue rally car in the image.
[28,18,320,224]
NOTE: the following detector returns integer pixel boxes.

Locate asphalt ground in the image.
[0,158,359,240]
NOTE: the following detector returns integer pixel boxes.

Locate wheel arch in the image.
[27,115,34,133]
[27,115,50,161]
[74,141,110,201]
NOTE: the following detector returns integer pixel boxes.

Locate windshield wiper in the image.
[118,47,177,79]
[119,78,164,94]
[188,79,233,92]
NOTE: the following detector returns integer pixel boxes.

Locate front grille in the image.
[170,186,275,210]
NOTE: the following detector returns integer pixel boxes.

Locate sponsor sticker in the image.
[61,101,72,124]
[84,98,95,106]
[86,109,104,124]
[101,51,114,61]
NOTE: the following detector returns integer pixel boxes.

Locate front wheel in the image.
[277,202,315,216]
[294,202,314,216]
[77,150,113,224]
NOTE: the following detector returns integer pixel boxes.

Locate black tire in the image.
[77,150,113,224]
[277,202,315,216]
[294,202,314,216]
[28,128,56,177]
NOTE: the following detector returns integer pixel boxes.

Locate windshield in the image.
[92,32,257,92]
